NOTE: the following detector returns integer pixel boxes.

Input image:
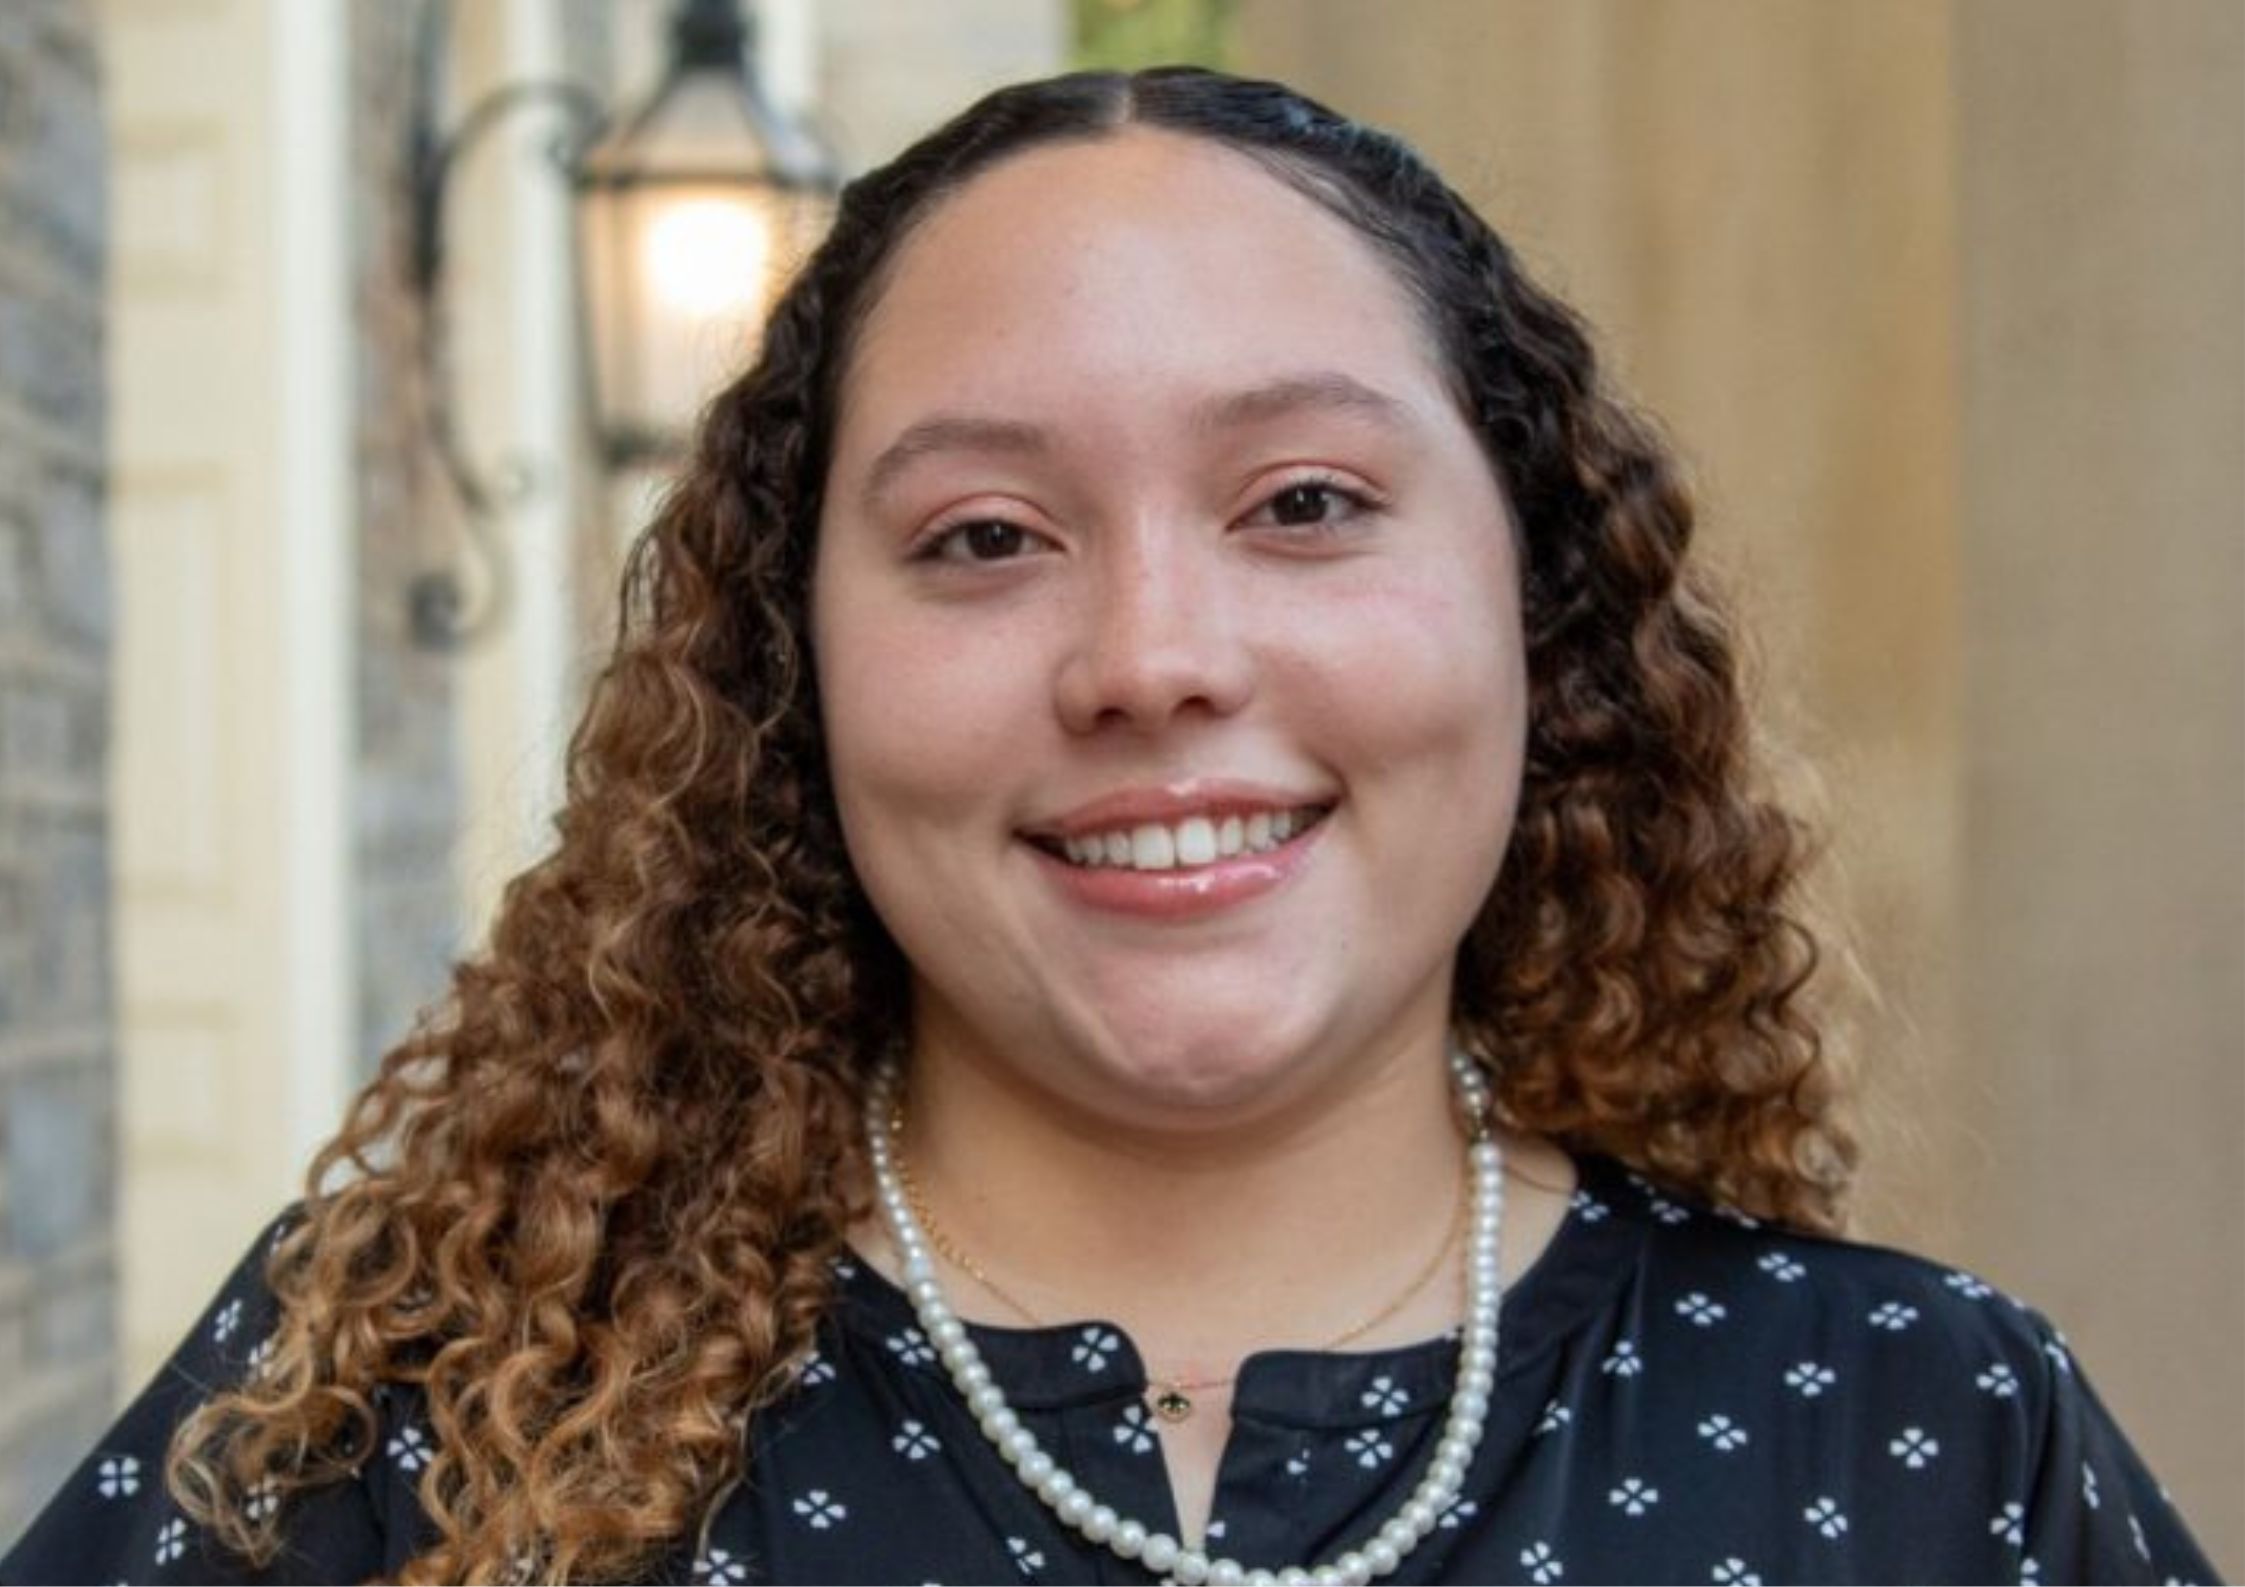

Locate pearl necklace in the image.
[863,1053,1506,1587]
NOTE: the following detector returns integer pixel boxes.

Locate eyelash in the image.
[910,474,1383,565]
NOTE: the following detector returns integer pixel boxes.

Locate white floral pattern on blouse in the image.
[2,1157,2218,1585]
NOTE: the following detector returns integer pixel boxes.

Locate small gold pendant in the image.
[1149,1384,1195,1423]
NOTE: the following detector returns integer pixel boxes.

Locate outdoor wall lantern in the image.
[407,0,840,649]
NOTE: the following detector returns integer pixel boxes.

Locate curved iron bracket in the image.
[404,0,607,652]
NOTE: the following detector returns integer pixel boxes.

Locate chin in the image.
[1078,1025,1319,1121]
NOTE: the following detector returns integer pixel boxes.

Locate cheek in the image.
[814,582,1039,835]
[814,588,1061,979]
[1285,557,1527,774]
[1327,573,1528,943]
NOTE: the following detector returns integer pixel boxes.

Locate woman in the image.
[4,67,2217,1586]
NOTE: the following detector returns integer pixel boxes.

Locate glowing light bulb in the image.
[643,197,771,319]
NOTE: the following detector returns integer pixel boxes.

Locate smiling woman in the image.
[3,67,2220,1587]
[815,130,1525,1139]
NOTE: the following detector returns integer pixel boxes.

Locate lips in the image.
[1018,782,1336,920]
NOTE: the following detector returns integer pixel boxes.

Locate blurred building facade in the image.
[0,0,1064,1543]
[0,0,2235,1563]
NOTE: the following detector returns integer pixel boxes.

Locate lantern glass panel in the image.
[574,70,833,462]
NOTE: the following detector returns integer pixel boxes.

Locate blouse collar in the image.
[831,1152,1647,1430]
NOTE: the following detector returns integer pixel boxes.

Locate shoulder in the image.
[1557,1160,2219,1581]
[146,1203,309,1400]
[0,1203,402,1586]
[1582,1156,2067,1396]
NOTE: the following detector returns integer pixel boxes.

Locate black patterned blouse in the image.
[3,1155,2222,1584]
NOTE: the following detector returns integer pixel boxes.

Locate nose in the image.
[1053,527,1255,736]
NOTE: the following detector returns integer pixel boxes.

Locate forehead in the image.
[834,128,1453,436]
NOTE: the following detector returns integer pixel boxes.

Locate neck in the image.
[882,1024,1472,1373]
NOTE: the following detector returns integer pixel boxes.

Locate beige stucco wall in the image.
[1236,0,2241,1566]
[1952,0,2244,1562]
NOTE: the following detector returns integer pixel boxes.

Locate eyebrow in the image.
[1191,370,1415,434]
[860,415,1050,509]
[856,370,1418,510]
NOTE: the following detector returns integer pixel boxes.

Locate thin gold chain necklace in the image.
[886,1093,1470,1423]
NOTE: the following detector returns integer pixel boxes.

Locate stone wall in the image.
[348,0,465,1081]
[0,0,112,1543]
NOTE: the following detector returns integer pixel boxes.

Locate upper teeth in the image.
[1056,807,1321,870]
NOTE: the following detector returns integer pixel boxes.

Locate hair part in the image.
[168,67,1856,1583]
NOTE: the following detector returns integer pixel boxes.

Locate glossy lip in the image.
[1020,802,1334,921]
[1019,778,1337,842]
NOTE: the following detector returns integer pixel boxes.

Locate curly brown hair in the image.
[168,66,1855,1583]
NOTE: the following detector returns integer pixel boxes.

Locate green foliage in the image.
[1071,0,1235,72]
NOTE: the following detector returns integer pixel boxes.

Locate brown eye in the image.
[1270,484,1339,526]
[923,519,1037,563]
[960,521,1027,559]
[1245,478,1376,536]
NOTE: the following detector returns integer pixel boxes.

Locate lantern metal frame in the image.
[403,0,839,651]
